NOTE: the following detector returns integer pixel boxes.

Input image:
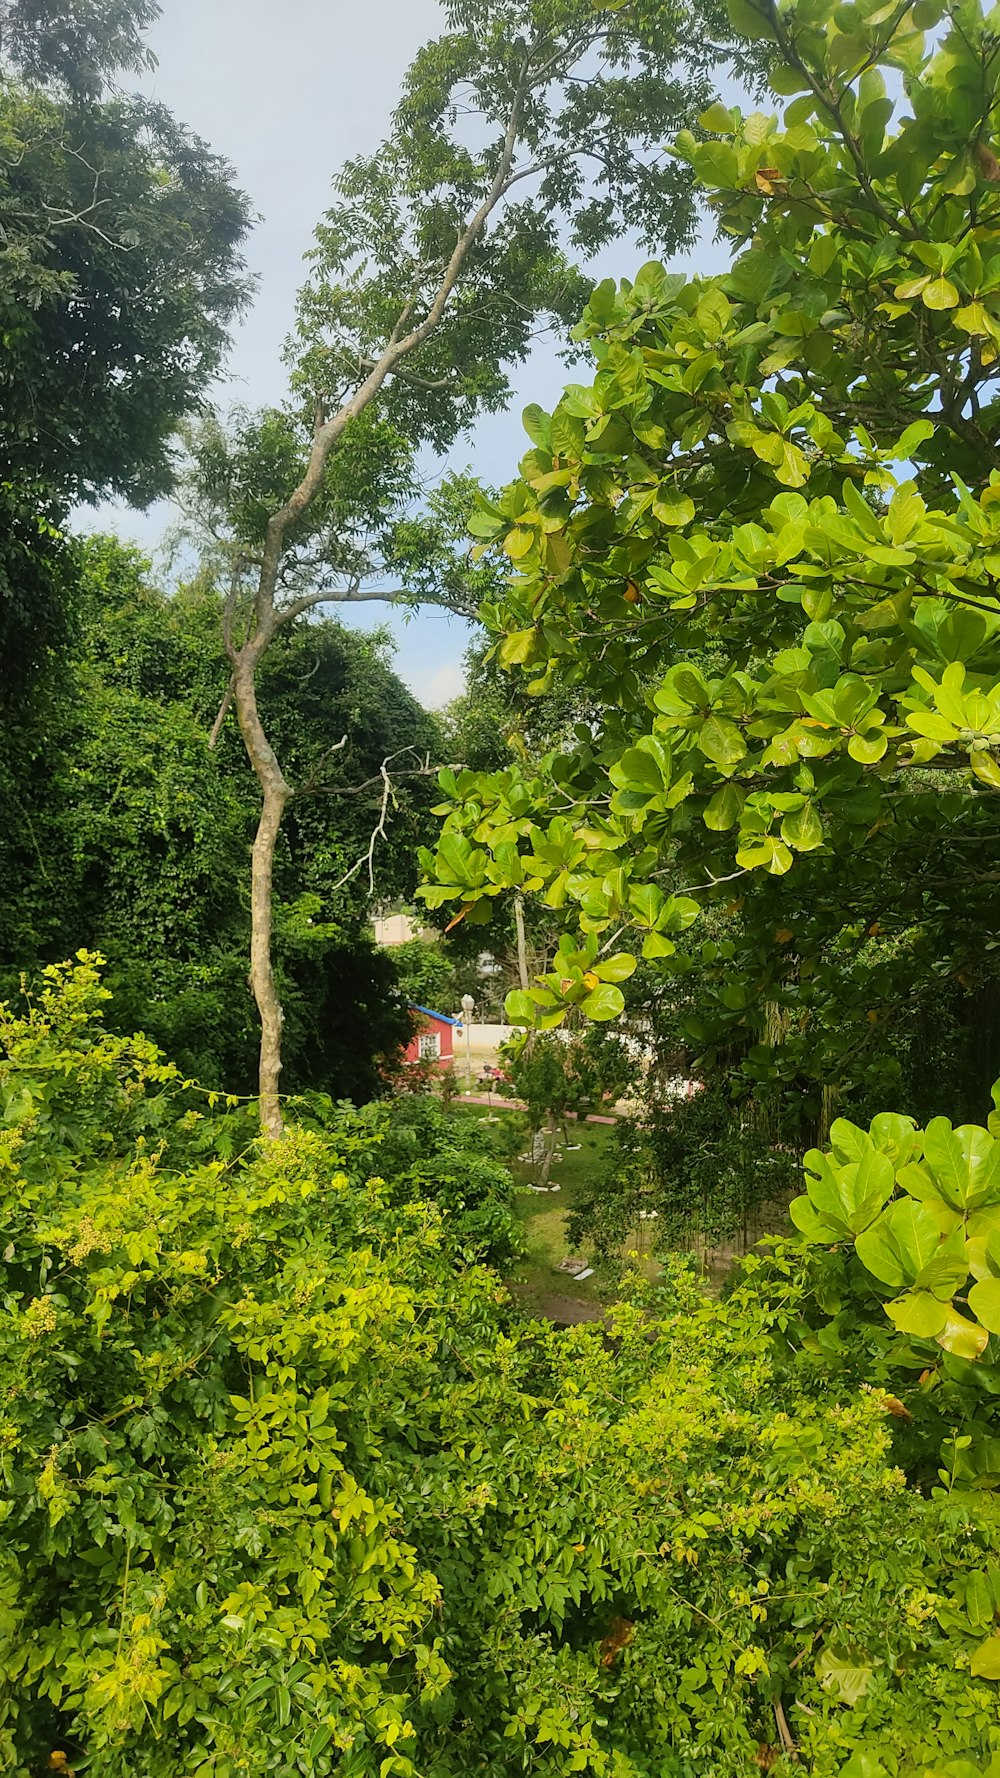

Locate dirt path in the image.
[508,1281,606,1325]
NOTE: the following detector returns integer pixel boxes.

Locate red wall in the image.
[404,1014,455,1067]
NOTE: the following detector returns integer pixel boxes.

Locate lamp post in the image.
[460,993,475,1091]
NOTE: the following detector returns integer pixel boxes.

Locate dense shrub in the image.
[3,963,1000,1775]
[570,1086,798,1265]
[318,1093,523,1269]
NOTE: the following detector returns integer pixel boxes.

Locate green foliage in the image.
[186,0,756,621]
[6,964,1000,1774]
[384,938,457,1014]
[0,482,79,700]
[501,1025,635,1125]
[346,1094,522,1267]
[790,1085,1000,1487]
[0,538,440,1097]
[0,0,158,94]
[0,1,250,710]
[417,0,1000,1120]
[571,1084,798,1261]
[0,86,252,507]
[293,0,743,437]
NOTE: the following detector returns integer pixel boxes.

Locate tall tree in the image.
[0,537,438,1096]
[0,0,157,93]
[420,0,1000,1124]
[192,0,756,1136]
[0,0,253,694]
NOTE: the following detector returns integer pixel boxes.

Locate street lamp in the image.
[460,993,475,1090]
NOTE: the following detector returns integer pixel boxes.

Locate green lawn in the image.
[449,1105,617,1321]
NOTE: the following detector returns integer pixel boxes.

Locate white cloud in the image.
[413,660,467,711]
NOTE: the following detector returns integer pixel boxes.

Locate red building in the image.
[404,1004,458,1069]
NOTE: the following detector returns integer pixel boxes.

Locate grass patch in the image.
[449,1105,617,1321]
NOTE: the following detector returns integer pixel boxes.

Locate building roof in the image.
[408,1002,461,1027]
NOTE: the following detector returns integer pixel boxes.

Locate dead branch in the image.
[321,748,435,891]
[294,732,348,796]
[208,678,234,750]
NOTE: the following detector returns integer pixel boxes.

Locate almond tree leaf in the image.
[971,1636,1000,1678]
[789,1194,846,1242]
[885,1290,948,1338]
[697,714,747,768]
[936,1307,989,1360]
[857,1197,941,1286]
[581,983,626,1021]
[592,953,637,984]
[969,1276,1000,1335]
[925,1118,1000,1209]
[815,1645,874,1705]
[922,276,959,309]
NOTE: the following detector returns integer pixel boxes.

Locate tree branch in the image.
[253,56,532,629]
[324,748,433,896]
[208,677,234,750]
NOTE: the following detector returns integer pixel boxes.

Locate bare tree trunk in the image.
[233,656,290,1140]
[250,786,289,1139]
[513,892,530,992]
[215,74,530,1137]
[817,1081,839,1148]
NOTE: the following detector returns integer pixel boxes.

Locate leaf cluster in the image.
[6,961,1000,1773]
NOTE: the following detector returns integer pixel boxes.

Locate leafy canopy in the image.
[192,0,758,618]
[0,538,440,1097]
[420,0,1000,1042]
[0,0,158,94]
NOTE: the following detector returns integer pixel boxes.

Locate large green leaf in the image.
[924,1119,1000,1210]
[970,1276,1000,1335]
[629,884,664,929]
[780,802,824,850]
[581,983,626,1021]
[964,1569,996,1627]
[856,1198,942,1288]
[802,1144,894,1236]
[914,1226,970,1298]
[504,990,537,1024]
[869,1113,922,1169]
[610,747,667,794]
[936,1307,989,1360]
[704,783,743,831]
[815,1644,874,1705]
[885,1290,948,1338]
[971,1636,1000,1679]
[967,1227,1000,1281]
[652,488,696,526]
[790,1193,846,1242]
[592,953,637,984]
[697,715,747,769]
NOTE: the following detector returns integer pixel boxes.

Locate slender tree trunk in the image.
[233,654,291,1140]
[214,80,528,1135]
[250,785,289,1138]
[539,1115,559,1187]
[514,891,530,992]
[817,1081,839,1148]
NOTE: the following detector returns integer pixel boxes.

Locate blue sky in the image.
[87,0,737,708]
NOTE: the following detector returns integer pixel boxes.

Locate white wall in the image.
[453,1022,526,1054]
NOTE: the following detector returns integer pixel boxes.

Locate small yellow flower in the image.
[24,1296,57,1339]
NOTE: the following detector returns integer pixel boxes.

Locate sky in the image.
[89,0,737,709]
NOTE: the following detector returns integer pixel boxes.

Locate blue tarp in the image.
[408,1003,461,1026]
